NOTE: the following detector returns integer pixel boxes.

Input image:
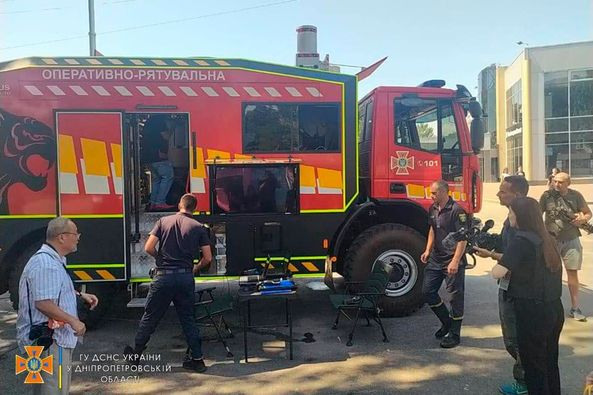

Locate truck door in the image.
[389,98,465,204]
[55,111,127,282]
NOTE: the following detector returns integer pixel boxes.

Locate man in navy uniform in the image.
[421,180,468,348]
[124,194,212,372]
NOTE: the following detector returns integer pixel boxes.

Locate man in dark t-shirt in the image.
[125,194,212,372]
[540,172,591,322]
[420,180,468,349]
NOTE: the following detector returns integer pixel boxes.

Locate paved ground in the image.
[1,198,592,394]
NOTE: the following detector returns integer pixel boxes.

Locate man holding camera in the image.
[475,175,529,395]
[16,217,99,395]
[539,172,591,322]
[421,180,468,349]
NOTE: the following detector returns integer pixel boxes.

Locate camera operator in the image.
[540,172,591,322]
[420,180,468,349]
[475,175,529,395]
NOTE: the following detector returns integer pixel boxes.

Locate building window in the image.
[243,103,340,153]
[506,133,523,174]
[505,80,522,132]
[544,69,593,178]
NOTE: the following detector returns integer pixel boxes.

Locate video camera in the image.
[442,218,501,269]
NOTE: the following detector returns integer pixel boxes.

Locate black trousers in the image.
[514,298,564,395]
[422,257,465,319]
[135,272,203,359]
[499,288,525,384]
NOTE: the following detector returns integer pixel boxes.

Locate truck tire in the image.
[343,223,426,317]
[8,243,40,310]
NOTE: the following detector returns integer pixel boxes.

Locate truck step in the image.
[127,297,149,308]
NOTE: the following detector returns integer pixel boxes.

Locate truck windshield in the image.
[394,99,460,153]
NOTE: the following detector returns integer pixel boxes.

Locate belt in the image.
[155,268,193,275]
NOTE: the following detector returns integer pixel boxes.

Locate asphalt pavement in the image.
[1,198,592,394]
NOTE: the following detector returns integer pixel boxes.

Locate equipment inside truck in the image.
[128,112,190,212]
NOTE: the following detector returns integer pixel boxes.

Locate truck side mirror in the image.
[469,100,485,154]
[471,118,484,154]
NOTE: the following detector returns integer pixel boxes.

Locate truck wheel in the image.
[343,223,426,317]
[8,244,40,310]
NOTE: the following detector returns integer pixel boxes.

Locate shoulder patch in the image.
[458,213,467,223]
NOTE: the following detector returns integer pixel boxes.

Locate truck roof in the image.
[360,85,458,102]
[0,56,355,84]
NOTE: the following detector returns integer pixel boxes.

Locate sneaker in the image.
[569,308,587,322]
[439,332,460,348]
[182,358,207,373]
[499,381,528,395]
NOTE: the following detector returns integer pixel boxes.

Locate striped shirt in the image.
[16,244,79,352]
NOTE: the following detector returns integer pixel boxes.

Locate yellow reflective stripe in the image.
[58,135,78,173]
[317,168,342,189]
[96,270,116,280]
[300,165,316,187]
[110,143,122,177]
[80,138,109,176]
[64,214,123,218]
[0,215,55,219]
[407,184,425,199]
[301,262,319,272]
[288,263,298,272]
[254,256,326,261]
[67,264,124,268]
[191,147,206,178]
[428,301,443,308]
[73,271,93,281]
[206,149,230,160]
[234,153,252,160]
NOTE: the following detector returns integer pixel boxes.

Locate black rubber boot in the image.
[123,344,145,366]
[440,319,462,348]
[431,304,452,339]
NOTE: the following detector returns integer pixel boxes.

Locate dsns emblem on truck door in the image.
[391,151,415,175]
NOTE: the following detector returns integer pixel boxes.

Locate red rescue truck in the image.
[0,56,484,322]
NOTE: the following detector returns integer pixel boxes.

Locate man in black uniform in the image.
[421,180,468,348]
[475,175,529,395]
[124,194,212,372]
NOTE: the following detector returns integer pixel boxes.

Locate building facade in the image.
[478,41,593,181]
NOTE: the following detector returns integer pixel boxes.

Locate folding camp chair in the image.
[329,260,393,346]
[185,286,234,358]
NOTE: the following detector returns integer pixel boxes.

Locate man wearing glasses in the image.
[16,217,98,395]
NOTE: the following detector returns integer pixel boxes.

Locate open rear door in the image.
[55,111,127,282]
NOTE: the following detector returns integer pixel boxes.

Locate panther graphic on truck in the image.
[0,108,55,214]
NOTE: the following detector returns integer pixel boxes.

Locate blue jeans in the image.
[150,161,174,205]
[135,272,202,359]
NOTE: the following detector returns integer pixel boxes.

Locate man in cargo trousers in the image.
[420,180,468,348]
[124,194,212,372]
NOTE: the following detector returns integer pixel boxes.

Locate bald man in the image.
[540,172,592,322]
